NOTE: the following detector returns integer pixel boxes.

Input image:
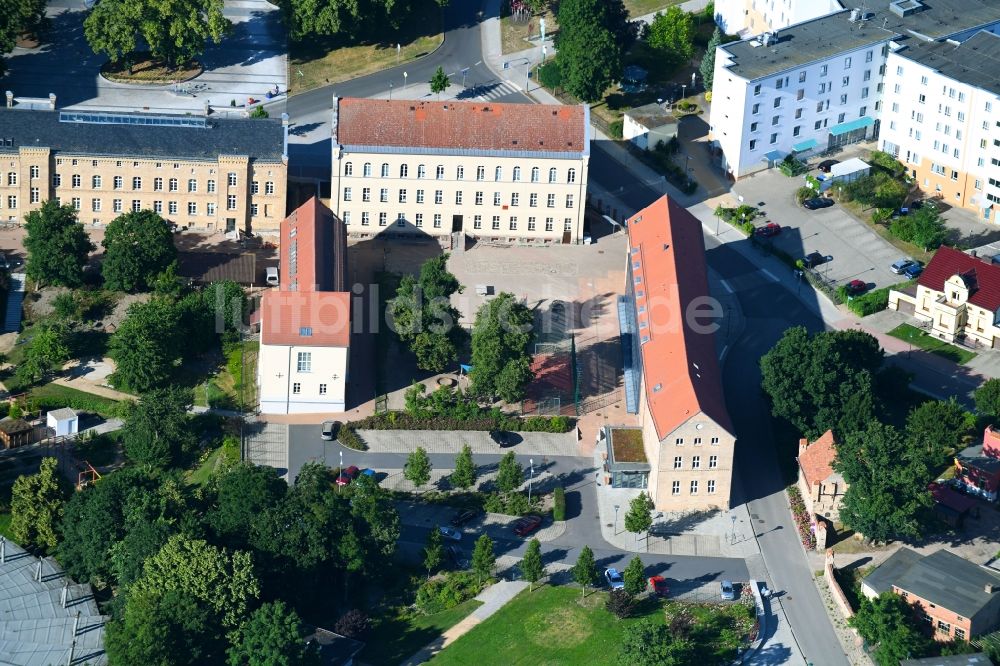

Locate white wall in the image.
[258,343,349,414]
[715,0,843,36]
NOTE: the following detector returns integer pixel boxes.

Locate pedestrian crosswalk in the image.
[464,80,522,102]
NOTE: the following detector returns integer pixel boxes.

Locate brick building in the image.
[796,430,848,522]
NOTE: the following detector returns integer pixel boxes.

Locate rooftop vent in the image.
[653,383,663,392]
[849,8,861,22]
[987,583,997,594]
[889,0,924,18]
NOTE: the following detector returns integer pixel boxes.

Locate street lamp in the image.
[681,83,687,100]
[403,71,408,89]
[388,82,393,100]
[528,458,534,504]
[730,514,738,545]
[338,450,343,493]
[614,504,620,535]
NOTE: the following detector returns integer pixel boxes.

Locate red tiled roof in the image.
[985,425,1000,457]
[626,196,733,439]
[259,290,350,347]
[798,430,837,487]
[335,98,588,153]
[279,198,329,292]
[917,245,1000,312]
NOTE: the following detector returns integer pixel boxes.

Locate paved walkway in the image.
[357,429,579,457]
[3,273,25,333]
[49,377,136,402]
[400,580,528,665]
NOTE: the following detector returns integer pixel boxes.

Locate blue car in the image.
[604,568,625,590]
[903,263,923,279]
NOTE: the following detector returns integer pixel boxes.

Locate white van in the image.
[265,266,279,286]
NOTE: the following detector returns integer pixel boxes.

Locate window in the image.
[207,202,216,216]
[510,192,518,206]
[494,192,502,206]
[936,620,951,634]
[863,69,870,82]
[709,455,718,468]
[675,438,684,445]
[565,194,574,208]
[154,201,163,213]
[527,217,536,231]
[379,212,387,226]
[379,188,388,203]
[363,187,371,202]
[492,216,500,230]
[798,71,806,82]
[396,214,405,227]
[188,202,197,215]
[475,191,483,205]
[673,456,682,469]
[773,97,781,108]
[896,65,903,76]
[29,165,39,179]
[769,133,778,144]
[547,193,556,208]
[840,94,847,105]
[775,77,784,89]
[690,480,698,494]
[131,176,142,190]
[435,165,444,180]
[672,480,680,495]
[793,126,801,137]
[753,84,761,96]
[476,166,485,180]
[771,115,779,126]
[955,628,965,641]
[752,103,760,115]
[750,139,758,150]
[168,201,178,215]
[568,168,576,183]
[564,218,572,232]
[71,197,80,211]
[71,174,81,188]
[169,178,178,192]
[344,187,352,202]
[399,189,407,203]
[318,384,327,395]
[548,168,557,183]
[380,163,389,178]
[265,181,275,195]
[838,113,846,123]
[820,64,828,76]
[512,166,521,181]
[708,480,716,494]
[528,193,537,207]
[796,89,804,101]
[5,172,16,187]
[415,213,423,227]
[227,172,237,186]
[859,106,867,117]
[207,180,216,193]
[292,383,301,394]
[343,211,351,224]
[433,214,442,228]
[113,199,123,213]
[531,167,540,182]
[711,437,719,445]
[363,163,372,177]
[545,218,553,232]
[456,166,464,180]
[344,162,353,176]
[418,164,426,178]
[416,189,424,204]
[751,122,759,132]
[692,456,701,469]
[495,166,502,181]
[844,57,851,69]
[227,195,237,210]
[29,187,39,203]
[509,217,517,231]
[91,198,101,212]
[399,164,408,178]
[131,200,141,212]
[435,190,443,205]
[296,352,313,373]
[473,215,482,229]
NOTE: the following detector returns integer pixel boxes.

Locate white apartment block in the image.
[879,32,1000,223]
[715,0,842,37]
[710,0,1000,181]
[330,98,590,245]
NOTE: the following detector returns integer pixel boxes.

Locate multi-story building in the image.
[715,0,842,37]
[878,32,1000,222]
[710,1,1000,180]
[621,195,736,511]
[258,197,350,414]
[330,97,590,244]
[0,105,288,234]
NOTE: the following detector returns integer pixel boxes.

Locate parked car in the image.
[513,515,543,537]
[320,420,340,441]
[803,197,834,210]
[818,159,839,173]
[438,526,463,542]
[648,576,670,598]
[265,266,279,286]
[720,580,736,600]
[450,509,482,527]
[845,280,868,296]
[802,252,827,268]
[755,222,781,238]
[890,258,917,274]
[335,466,360,486]
[903,263,924,279]
[604,568,625,590]
[446,545,468,569]
[490,430,512,448]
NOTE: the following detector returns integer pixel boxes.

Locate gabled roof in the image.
[259,291,351,348]
[798,430,838,486]
[626,196,733,439]
[864,547,924,596]
[918,246,1000,312]
[334,98,589,156]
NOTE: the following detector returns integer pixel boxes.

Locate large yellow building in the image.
[0,107,288,234]
[330,97,591,244]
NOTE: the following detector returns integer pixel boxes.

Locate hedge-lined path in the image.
[355,429,579,457]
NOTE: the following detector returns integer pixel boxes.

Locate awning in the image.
[761,150,785,162]
[792,138,819,152]
[829,116,875,137]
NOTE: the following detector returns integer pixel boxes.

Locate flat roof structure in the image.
[896,31,1000,96]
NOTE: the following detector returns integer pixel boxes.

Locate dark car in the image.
[818,159,839,173]
[803,197,834,210]
[336,465,361,486]
[845,280,867,296]
[903,263,924,279]
[490,430,512,448]
[446,545,468,569]
[513,515,543,537]
[450,509,482,527]
[802,252,827,268]
[755,222,781,238]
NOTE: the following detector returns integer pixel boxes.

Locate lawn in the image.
[361,598,483,664]
[623,0,685,18]
[887,324,977,365]
[431,585,752,666]
[500,8,555,55]
[288,0,443,94]
[185,437,239,488]
[193,341,258,410]
[29,383,124,418]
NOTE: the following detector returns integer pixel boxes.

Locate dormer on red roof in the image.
[918,246,1000,312]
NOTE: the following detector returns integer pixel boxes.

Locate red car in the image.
[648,576,670,598]
[513,515,543,537]
[755,222,781,238]
[336,465,361,486]
[845,280,867,296]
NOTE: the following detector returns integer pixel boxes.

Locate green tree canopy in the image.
[622,555,646,597]
[836,421,934,542]
[451,444,477,489]
[122,386,195,468]
[277,0,449,41]
[14,321,71,386]
[975,378,1000,417]
[555,0,623,102]
[108,298,182,392]
[700,27,722,90]
[388,254,463,372]
[23,201,95,288]
[430,66,451,99]
[647,7,695,66]
[203,280,247,339]
[423,523,444,577]
[0,0,48,75]
[101,210,178,292]
[889,206,947,250]
[760,326,883,439]
[347,471,401,565]
[571,545,599,597]
[471,534,495,584]
[905,398,973,465]
[208,463,288,549]
[850,592,934,666]
[495,451,524,496]
[520,538,544,591]
[404,447,432,487]
[227,600,318,666]
[470,292,534,402]
[617,619,693,666]
[623,492,654,537]
[10,457,66,553]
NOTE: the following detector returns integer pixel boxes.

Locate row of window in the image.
[343,187,574,209]
[672,455,719,469]
[0,194,267,217]
[343,162,577,184]
[40,174,273,194]
[747,108,870,150]
[673,436,720,446]
[54,158,203,170]
[752,49,878,96]
[291,382,330,395]
[341,211,574,232]
[670,479,717,495]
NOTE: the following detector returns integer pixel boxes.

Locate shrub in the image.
[52,292,79,320]
[606,589,635,619]
[346,410,574,435]
[333,609,370,638]
[740,221,755,236]
[415,571,483,615]
[795,186,814,204]
[608,119,624,140]
[483,491,538,516]
[536,61,561,90]
[787,485,816,549]
[338,425,368,451]
[778,156,807,177]
[845,286,891,317]
[552,486,566,521]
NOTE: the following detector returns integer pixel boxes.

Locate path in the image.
[400,580,528,665]
[49,377,135,402]
[3,273,25,333]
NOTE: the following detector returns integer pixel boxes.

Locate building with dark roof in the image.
[862,548,1000,641]
[258,198,351,414]
[329,97,590,244]
[954,425,1000,502]
[621,196,735,511]
[0,105,288,235]
[889,246,1000,347]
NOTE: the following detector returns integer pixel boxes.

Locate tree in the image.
[495,451,524,496]
[249,105,270,119]
[0,0,48,75]
[470,292,534,402]
[890,206,947,250]
[14,321,71,386]
[974,378,1000,417]
[623,493,654,548]
[451,444,477,489]
[520,538,544,591]
[555,0,622,102]
[760,326,883,439]
[404,447,432,487]
[101,210,178,292]
[388,255,462,372]
[83,0,139,69]
[700,27,722,90]
[348,471,401,565]
[423,525,444,578]
[108,298,182,392]
[208,463,288,548]
[850,592,934,666]
[618,619,693,666]
[647,7,695,67]
[471,534,495,585]
[572,546,598,598]
[10,457,66,553]
[277,0,450,41]
[227,600,318,666]
[622,556,645,597]
[122,386,195,468]
[203,280,247,340]
[429,66,451,99]
[905,399,972,465]
[836,421,934,542]
[23,201,95,288]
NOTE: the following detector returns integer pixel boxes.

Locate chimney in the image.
[48,93,56,110]
[798,437,809,456]
[971,250,978,258]
[5,91,11,108]
[986,583,997,594]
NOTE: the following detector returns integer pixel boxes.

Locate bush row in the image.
[483,491,539,517]
[338,424,367,451]
[552,486,566,521]
[843,286,891,317]
[786,485,816,550]
[415,571,486,615]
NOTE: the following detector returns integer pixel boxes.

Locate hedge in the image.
[845,286,891,317]
[350,411,573,434]
[552,486,566,521]
[29,384,127,418]
[337,424,367,451]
